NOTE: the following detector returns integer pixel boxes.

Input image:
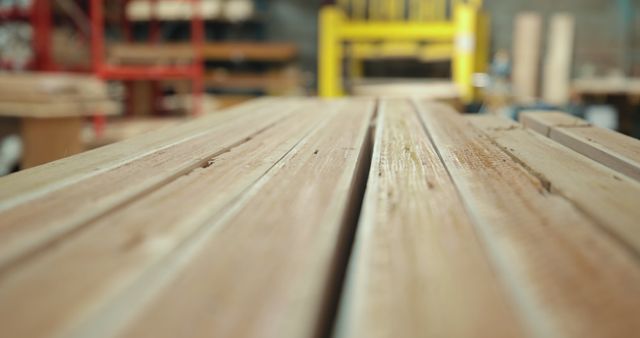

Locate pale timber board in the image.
[419,102,640,338]
[0,100,120,118]
[0,99,305,270]
[469,114,640,257]
[542,14,575,105]
[335,99,527,338]
[109,99,374,338]
[521,112,640,181]
[0,97,281,207]
[520,111,589,136]
[0,73,108,99]
[512,12,542,103]
[0,101,333,338]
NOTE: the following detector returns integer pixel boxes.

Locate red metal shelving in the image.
[91,0,205,116]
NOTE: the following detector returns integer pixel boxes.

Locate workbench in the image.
[1,98,640,338]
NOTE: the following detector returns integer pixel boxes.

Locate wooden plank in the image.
[101,99,374,338]
[521,112,640,181]
[520,111,589,136]
[203,42,297,62]
[542,14,575,106]
[469,114,640,255]
[335,99,527,338]
[418,101,640,338]
[0,100,334,338]
[572,77,640,96]
[109,42,297,64]
[0,98,275,207]
[0,99,305,269]
[0,73,108,101]
[204,71,300,91]
[0,100,119,118]
[21,117,84,168]
[512,12,542,104]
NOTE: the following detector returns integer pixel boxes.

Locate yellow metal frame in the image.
[319,0,489,102]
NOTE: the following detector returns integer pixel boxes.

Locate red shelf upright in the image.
[90,0,205,116]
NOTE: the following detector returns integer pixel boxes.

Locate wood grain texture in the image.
[106,99,374,338]
[0,101,334,338]
[419,102,640,338]
[521,112,640,181]
[0,98,305,270]
[0,98,277,207]
[469,114,640,256]
[520,111,589,136]
[335,99,527,338]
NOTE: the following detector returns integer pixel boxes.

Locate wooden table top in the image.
[1,98,640,338]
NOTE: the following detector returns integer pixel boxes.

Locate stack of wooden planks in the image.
[0,72,119,168]
[1,98,640,338]
[0,73,117,118]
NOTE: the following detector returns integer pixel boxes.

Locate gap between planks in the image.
[0,99,377,338]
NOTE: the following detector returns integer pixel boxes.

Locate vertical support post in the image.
[32,0,54,70]
[319,6,343,97]
[190,0,205,116]
[91,0,105,75]
[453,3,477,103]
[474,10,490,100]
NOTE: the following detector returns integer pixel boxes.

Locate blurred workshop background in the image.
[0,0,638,174]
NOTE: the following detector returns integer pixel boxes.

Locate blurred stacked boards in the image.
[126,0,255,22]
[0,73,119,168]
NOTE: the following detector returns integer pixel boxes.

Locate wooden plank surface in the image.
[2,98,640,338]
[109,42,297,64]
[521,112,640,181]
[335,99,527,338]
[0,98,276,207]
[0,73,109,101]
[108,99,374,338]
[0,100,119,118]
[0,100,339,338]
[0,99,305,269]
[419,102,640,338]
[21,117,84,168]
[470,114,640,255]
[520,111,589,136]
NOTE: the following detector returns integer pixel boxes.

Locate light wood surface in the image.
[336,99,526,338]
[470,114,640,255]
[512,12,542,103]
[542,14,575,105]
[521,112,640,181]
[21,117,84,169]
[1,98,640,338]
[109,42,298,64]
[423,104,640,338]
[0,98,303,267]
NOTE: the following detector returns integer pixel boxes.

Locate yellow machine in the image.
[318,0,489,102]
